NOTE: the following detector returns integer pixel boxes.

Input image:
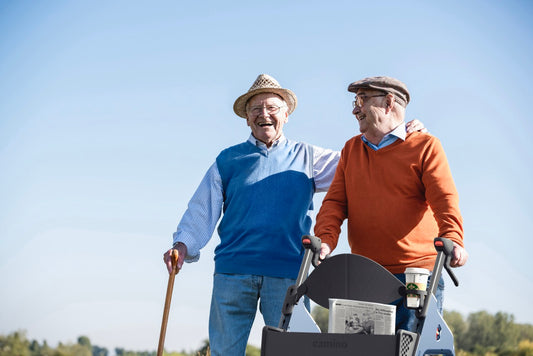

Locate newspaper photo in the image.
[328,298,396,335]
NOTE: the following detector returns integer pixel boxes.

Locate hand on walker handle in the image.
[450,242,468,267]
[318,242,332,265]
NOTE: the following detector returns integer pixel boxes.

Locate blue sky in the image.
[1,0,532,353]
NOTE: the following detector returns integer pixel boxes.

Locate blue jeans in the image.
[209,273,297,356]
[393,273,445,332]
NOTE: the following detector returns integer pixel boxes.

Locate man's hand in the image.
[318,242,332,264]
[450,242,468,267]
[163,242,188,274]
[406,119,428,133]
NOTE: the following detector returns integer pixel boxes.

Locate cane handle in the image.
[171,249,179,274]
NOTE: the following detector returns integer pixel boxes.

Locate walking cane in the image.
[157,249,179,356]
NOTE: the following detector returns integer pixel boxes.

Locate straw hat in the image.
[233,74,297,118]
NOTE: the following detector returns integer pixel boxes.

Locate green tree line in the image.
[311,307,533,356]
[2,309,533,356]
[444,310,533,356]
[0,333,261,356]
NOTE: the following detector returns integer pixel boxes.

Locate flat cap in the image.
[348,76,410,107]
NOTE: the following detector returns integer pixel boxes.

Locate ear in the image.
[385,94,395,114]
[283,110,289,123]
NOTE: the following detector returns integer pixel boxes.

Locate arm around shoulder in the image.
[312,144,341,193]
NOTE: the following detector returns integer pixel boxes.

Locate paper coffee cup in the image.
[404,267,430,308]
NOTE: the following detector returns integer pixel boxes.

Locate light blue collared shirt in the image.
[361,122,407,150]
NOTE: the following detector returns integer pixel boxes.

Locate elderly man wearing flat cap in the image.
[314,76,468,332]
[163,74,426,355]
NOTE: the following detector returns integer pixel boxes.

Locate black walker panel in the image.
[299,253,404,308]
[262,327,418,356]
[261,236,459,356]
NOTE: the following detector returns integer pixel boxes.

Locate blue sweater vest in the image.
[215,139,315,279]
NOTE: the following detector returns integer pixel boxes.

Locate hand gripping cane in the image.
[157,249,179,356]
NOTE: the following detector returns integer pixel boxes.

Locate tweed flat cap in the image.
[233,74,297,118]
[348,76,410,107]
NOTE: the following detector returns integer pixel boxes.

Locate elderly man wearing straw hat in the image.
[163,74,426,355]
[314,76,468,332]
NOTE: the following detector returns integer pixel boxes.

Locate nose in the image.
[258,107,270,117]
[352,105,360,116]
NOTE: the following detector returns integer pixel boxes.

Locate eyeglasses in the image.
[352,94,387,109]
[248,105,286,116]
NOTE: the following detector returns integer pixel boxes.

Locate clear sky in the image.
[1,0,532,353]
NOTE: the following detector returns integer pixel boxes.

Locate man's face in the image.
[352,88,388,136]
[245,93,288,147]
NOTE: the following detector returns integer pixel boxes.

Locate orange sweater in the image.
[314,132,463,274]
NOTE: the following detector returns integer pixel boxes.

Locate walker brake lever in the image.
[444,256,459,287]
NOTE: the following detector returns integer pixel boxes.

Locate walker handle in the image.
[278,235,323,330]
[434,237,459,287]
[302,235,322,268]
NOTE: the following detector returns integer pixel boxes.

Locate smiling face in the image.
[245,93,288,147]
[352,88,396,144]
[352,89,385,132]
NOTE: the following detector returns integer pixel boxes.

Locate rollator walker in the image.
[261,236,460,356]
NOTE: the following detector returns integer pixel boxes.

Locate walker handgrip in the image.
[434,237,459,287]
[302,235,322,268]
[434,237,454,256]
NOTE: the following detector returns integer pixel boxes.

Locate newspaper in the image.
[328,298,395,335]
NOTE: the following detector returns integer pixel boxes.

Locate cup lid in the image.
[404,267,430,275]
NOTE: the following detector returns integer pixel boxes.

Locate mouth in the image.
[258,122,273,127]
[356,114,366,122]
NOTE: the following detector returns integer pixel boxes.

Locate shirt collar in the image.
[247,134,286,148]
[389,122,406,141]
[361,122,406,150]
